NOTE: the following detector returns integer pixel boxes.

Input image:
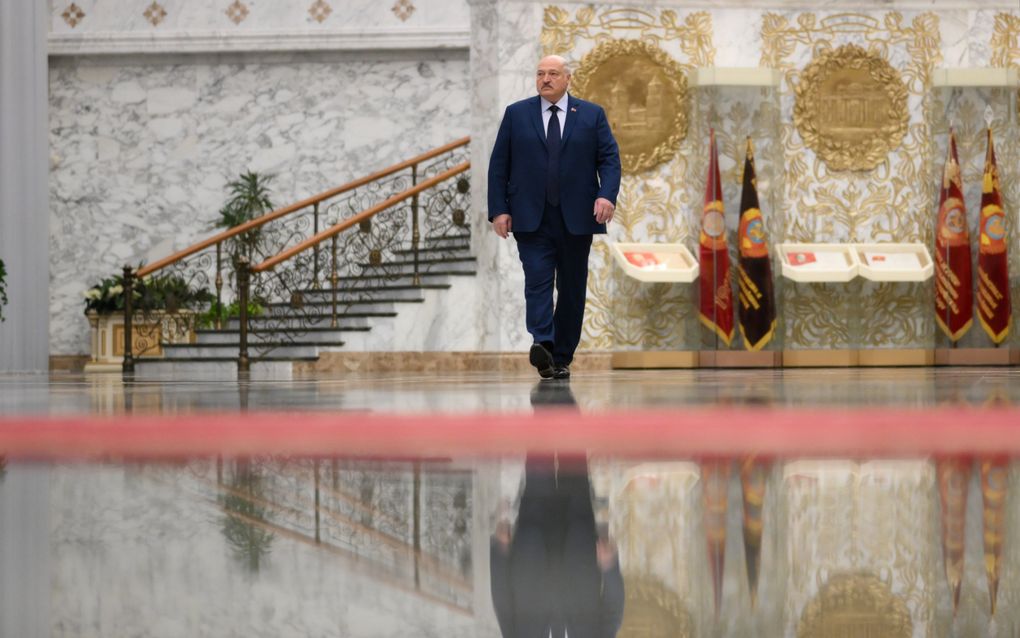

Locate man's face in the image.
[536,58,570,103]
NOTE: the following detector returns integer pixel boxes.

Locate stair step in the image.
[392,245,471,257]
[357,257,477,273]
[219,313,395,329]
[196,327,366,344]
[288,283,450,304]
[163,342,339,359]
[420,234,470,248]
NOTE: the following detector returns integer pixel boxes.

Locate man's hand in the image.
[596,537,618,572]
[492,213,512,239]
[594,198,615,224]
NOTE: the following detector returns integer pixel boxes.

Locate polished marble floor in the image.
[2,366,1019,416]
[2,368,1020,637]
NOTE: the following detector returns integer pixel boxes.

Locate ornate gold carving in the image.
[797,572,911,637]
[617,574,692,638]
[572,39,689,174]
[542,8,714,68]
[225,1,249,25]
[61,3,85,28]
[308,0,332,24]
[143,1,167,27]
[990,13,1020,69]
[391,0,415,22]
[794,44,909,172]
[761,13,941,348]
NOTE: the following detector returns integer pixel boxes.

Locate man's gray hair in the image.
[540,54,572,75]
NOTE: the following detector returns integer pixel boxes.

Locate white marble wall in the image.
[49,52,469,354]
[50,0,471,53]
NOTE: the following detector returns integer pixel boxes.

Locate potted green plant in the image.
[83,270,213,371]
[216,172,275,265]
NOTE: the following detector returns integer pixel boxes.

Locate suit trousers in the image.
[514,204,593,366]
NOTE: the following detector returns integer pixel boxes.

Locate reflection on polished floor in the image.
[2,367,1020,637]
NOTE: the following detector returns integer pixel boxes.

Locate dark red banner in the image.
[977,128,1011,345]
[699,129,735,346]
[934,131,973,342]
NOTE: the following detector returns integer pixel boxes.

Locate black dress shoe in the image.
[529,343,555,379]
[552,364,570,380]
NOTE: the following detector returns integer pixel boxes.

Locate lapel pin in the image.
[570,107,577,112]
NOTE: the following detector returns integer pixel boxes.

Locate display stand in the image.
[854,243,936,366]
[609,242,700,369]
[930,68,1018,365]
[610,242,699,283]
[778,243,858,366]
[692,67,783,367]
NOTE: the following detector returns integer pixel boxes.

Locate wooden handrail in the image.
[135,136,470,279]
[252,161,470,273]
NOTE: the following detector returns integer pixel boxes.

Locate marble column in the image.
[0,2,49,372]
[467,0,544,353]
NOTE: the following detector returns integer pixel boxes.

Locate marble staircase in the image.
[135,233,475,378]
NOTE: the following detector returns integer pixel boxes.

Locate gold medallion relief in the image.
[797,572,912,638]
[572,39,689,174]
[794,44,909,172]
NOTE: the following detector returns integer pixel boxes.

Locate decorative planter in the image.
[85,310,196,372]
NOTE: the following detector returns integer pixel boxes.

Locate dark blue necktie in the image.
[546,104,560,207]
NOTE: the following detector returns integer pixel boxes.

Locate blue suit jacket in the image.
[487,94,622,235]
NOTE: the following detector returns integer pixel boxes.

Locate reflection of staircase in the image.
[189,459,475,613]
[153,234,475,366]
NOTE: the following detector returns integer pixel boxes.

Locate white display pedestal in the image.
[610,242,699,283]
[854,243,933,282]
[610,242,699,368]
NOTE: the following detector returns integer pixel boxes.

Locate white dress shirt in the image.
[540,93,569,138]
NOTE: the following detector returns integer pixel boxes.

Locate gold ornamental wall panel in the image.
[989,12,1020,350]
[540,6,715,353]
[572,39,689,174]
[793,44,909,172]
[761,12,942,350]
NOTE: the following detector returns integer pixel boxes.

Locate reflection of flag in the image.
[699,129,734,345]
[934,130,973,342]
[740,456,768,608]
[977,129,1011,344]
[936,458,970,615]
[736,138,776,351]
[981,458,1008,615]
[701,459,730,615]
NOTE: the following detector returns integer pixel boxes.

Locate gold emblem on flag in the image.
[794,44,909,172]
[571,39,689,174]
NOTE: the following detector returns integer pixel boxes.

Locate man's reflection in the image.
[489,382,624,638]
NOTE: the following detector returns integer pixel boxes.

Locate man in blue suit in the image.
[488,55,622,380]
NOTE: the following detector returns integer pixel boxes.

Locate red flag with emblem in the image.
[699,129,735,346]
[934,130,973,342]
[977,128,1011,344]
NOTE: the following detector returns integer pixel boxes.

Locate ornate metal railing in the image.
[238,159,471,367]
[119,137,470,374]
